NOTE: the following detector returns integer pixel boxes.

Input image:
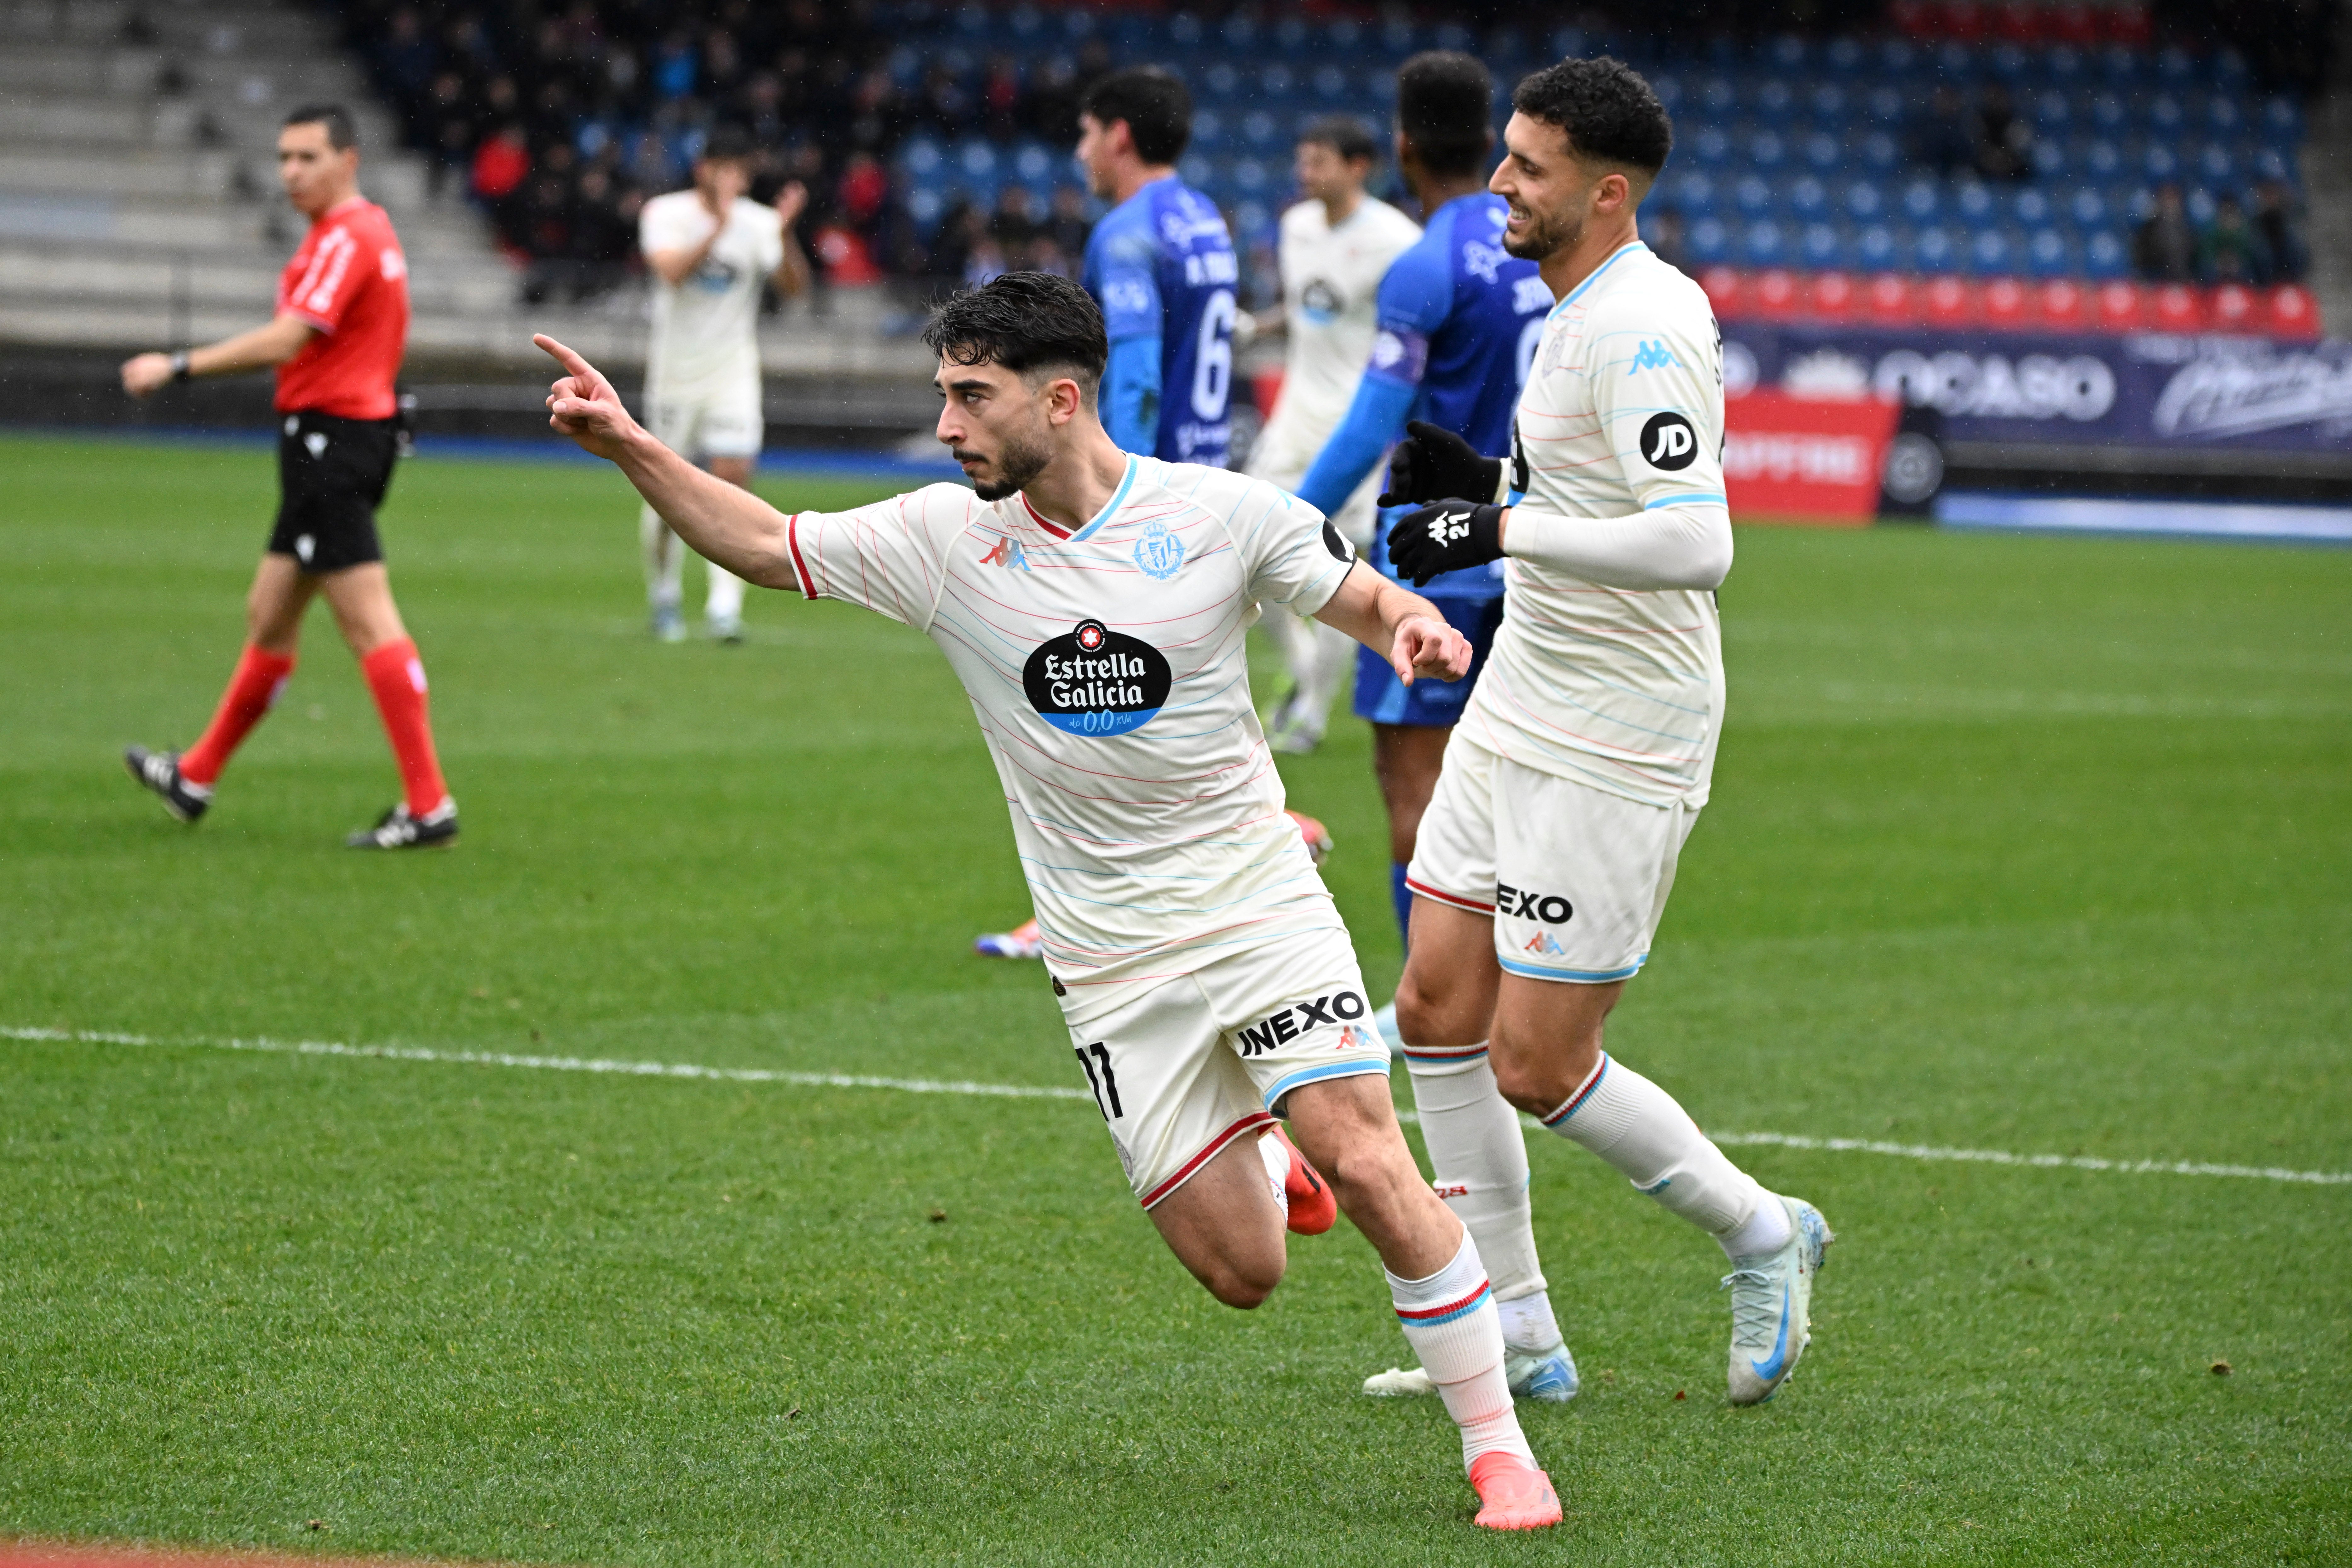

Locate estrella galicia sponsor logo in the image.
[1133,519,1185,579]
[1236,989,1368,1057]
[1023,619,1172,738]
[1497,882,1573,924]
[1638,411,1699,471]
[1628,338,1682,376]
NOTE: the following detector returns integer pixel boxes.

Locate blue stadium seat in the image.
[1699,76,1738,118]
[1734,174,1775,218]
[1989,43,2030,84]
[1826,36,1865,76]
[1865,84,1906,125]
[1802,133,1843,174]
[2025,227,2074,277]
[1912,225,1958,273]
[2085,230,2130,278]
[1756,79,1797,120]
[1242,111,1280,150]
[1692,127,1733,168]
[2035,138,2070,179]
[905,187,945,232]
[1259,64,1294,99]
[2099,44,2144,88]
[1688,218,1733,266]
[1788,175,1830,221]
[2082,137,2124,181]
[1800,222,1842,270]
[2143,144,2180,182]
[1189,110,1227,152]
[1011,142,1055,186]
[2253,146,2296,185]
[2156,45,2196,85]
[2045,45,2085,87]
[1856,224,1900,272]
[2014,188,2053,227]
[1900,178,1941,223]
[1808,84,1849,123]
[2067,187,2110,228]
[1954,181,1997,224]
[1768,34,1811,71]
[1667,169,1719,215]
[1749,130,1787,172]
[2205,95,2243,135]
[1843,178,1886,222]
[2089,91,2128,133]
[900,136,945,181]
[1649,73,1687,116]
[1179,153,1214,190]
[2261,96,2303,146]
[1743,221,1787,267]
[1201,63,1240,102]
[2198,142,2236,185]
[1311,64,1350,102]
[1859,131,1901,174]
[2185,186,2217,226]
[2147,94,2185,134]
[1875,38,1920,78]
[2034,90,2072,134]
[1232,158,1271,197]
[1967,227,2015,276]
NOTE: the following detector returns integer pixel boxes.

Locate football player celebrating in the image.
[534,273,1561,1530]
[120,104,455,849]
[1291,54,1550,974]
[1248,116,1420,755]
[1366,58,1834,1410]
[636,128,810,642]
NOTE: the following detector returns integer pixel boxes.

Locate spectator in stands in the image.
[1972,85,2035,182]
[1646,208,1689,274]
[1045,185,1093,265]
[989,187,1040,257]
[2253,180,2309,283]
[472,122,531,208]
[2198,195,2271,286]
[961,207,1008,289]
[2133,183,2198,282]
[1915,85,1977,178]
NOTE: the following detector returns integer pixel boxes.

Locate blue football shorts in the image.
[1352,593,1505,728]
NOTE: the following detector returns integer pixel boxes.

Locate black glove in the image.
[1387,500,1505,587]
[1378,420,1503,508]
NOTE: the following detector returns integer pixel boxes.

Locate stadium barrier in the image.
[1722,390,1902,523]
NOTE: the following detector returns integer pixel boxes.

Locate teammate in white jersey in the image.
[636,130,810,642]
[532,272,1561,1530]
[1367,58,1834,1409]
[1249,116,1421,754]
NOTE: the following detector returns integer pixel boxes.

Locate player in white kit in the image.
[532,272,1561,1529]
[636,129,809,642]
[1366,59,1835,1408]
[1248,116,1421,754]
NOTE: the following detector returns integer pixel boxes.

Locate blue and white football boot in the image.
[1722,1194,1834,1405]
[1362,1342,1581,1404]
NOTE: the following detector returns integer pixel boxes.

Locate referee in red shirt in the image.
[121,104,455,848]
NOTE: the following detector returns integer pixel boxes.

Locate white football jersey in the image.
[1249,194,1420,485]
[786,457,1358,1022]
[640,190,785,398]
[1461,240,1730,809]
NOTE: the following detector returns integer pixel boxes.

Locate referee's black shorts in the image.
[268,410,399,573]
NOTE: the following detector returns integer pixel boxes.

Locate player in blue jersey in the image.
[1293,53,1553,960]
[1077,66,1239,469]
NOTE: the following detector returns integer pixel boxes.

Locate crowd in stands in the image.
[325,0,2325,315]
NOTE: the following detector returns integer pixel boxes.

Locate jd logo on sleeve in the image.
[1023,620,1173,738]
[1638,411,1699,471]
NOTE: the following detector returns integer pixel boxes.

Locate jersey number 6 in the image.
[1191,290,1235,421]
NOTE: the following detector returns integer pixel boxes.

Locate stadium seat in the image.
[2035,276,2090,328]
[1845,180,1887,222]
[1857,224,1902,271]
[1913,225,1959,273]
[2266,284,2320,338]
[2209,283,2257,332]
[1801,223,1843,269]
[1865,271,1917,323]
[1809,269,1858,319]
[1744,221,1789,267]
[2095,279,2147,329]
[1753,267,1802,317]
[1750,131,1789,172]
[1790,177,1831,221]
[2084,229,2131,279]
[1900,179,1942,222]
[2152,283,2204,331]
[2025,227,2074,277]
[1735,175,1776,218]
[1689,218,1734,266]
[1701,265,1745,317]
[1982,275,2028,325]
[1924,275,1975,325]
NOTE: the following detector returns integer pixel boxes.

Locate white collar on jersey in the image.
[1549,240,1649,319]
[1022,454,1139,543]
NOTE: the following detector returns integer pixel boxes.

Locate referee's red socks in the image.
[179,643,296,787]
[360,637,451,815]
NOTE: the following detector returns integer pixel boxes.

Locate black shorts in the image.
[268,411,398,573]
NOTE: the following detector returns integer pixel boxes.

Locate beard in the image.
[959,428,1054,501]
[1503,201,1581,261]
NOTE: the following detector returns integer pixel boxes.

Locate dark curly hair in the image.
[1511,56,1673,177]
[1395,52,1494,178]
[922,271,1108,387]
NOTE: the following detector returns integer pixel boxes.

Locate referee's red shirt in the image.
[274,196,409,420]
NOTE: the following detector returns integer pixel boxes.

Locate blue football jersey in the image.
[1362,192,1552,599]
[1083,175,1239,468]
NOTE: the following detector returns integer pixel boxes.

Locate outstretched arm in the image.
[122,315,316,396]
[536,334,800,589]
[1309,560,1471,687]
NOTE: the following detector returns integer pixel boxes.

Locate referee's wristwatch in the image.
[167,350,193,382]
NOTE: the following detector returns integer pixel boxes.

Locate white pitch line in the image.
[9,1025,2350,1188]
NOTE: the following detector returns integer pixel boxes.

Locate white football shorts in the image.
[1063,923,1391,1209]
[646,376,762,462]
[1407,734,1699,990]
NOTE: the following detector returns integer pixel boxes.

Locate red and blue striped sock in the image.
[1387,1228,1532,1468]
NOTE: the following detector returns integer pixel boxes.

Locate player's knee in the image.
[1197,1253,1283,1310]
[1392,969,1470,1049]
[1490,1034,1605,1118]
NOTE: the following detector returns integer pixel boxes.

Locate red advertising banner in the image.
[1722,390,1900,524]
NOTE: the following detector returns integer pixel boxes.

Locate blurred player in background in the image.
[1075,66,1238,468]
[120,104,456,849]
[637,128,810,642]
[977,66,1241,959]
[534,272,1562,1530]
[1249,116,1422,756]
[1293,53,1550,963]
[1368,58,1834,1411]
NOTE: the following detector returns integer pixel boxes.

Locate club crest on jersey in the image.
[1132,520,1185,580]
[981,536,1031,571]
[1023,619,1172,738]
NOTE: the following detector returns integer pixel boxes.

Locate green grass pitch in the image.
[2,431,2348,1566]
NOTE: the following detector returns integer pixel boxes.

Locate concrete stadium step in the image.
[0,241,516,314]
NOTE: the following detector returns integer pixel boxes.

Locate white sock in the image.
[1405,1052,1552,1351]
[1387,1229,1533,1469]
[1540,1052,1770,1242]
[640,504,683,609]
[1255,1130,1289,1224]
[705,560,745,623]
[1497,1291,1563,1356]
[1718,1194,1792,1259]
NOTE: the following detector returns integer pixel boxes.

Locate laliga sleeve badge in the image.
[1638,411,1699,471]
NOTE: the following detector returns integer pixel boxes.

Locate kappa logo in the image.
[1638,411,1700,471]
[1496,882,1574,924]
[1236,990,1369,1057]
[1132,519,1185,580]
[981,536,1031,571]
[1524,930,1569,957]
[1426,506,1474,545]
[1628,338,1682,376]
